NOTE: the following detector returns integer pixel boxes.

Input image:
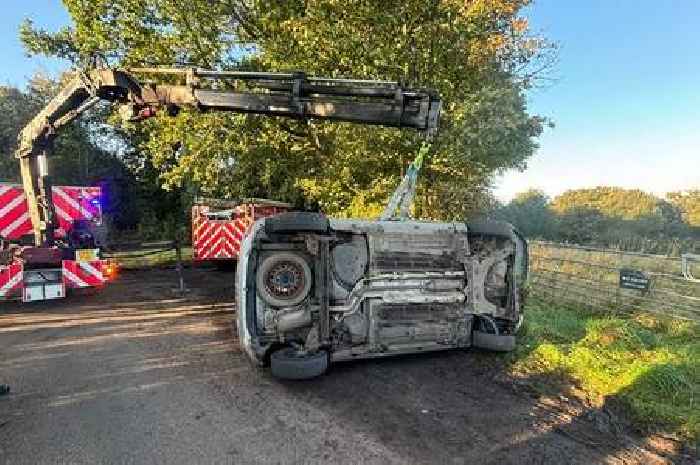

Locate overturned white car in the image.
[236,212,528,379]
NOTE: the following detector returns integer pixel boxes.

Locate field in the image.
[519,242,700,442]
[512,299,698,440]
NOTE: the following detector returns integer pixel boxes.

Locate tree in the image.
[0,84,42,181]
[550,187,663,221]
[554,207,611,244]
[0,74,143,231]
[493,189,554,239]
[20,0,555,219]
[0,74,106,184]
[497,186,699,253]
[667,190,700,227]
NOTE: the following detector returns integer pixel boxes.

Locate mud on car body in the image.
[236,212,528,379]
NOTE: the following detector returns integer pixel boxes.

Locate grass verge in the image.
[511,299,699,441]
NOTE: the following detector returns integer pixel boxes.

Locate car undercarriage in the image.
[236,212,528,379]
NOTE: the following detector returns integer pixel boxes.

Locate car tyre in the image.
[270,347,329,380]
[472,330,516,352]
[265,212,329,234]
[256,252,313,307]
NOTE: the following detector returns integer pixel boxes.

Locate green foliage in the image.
[493,188,555,238]
[0,75,116,184]
[0,74,162,234]
[495,187,699,254]
[21,1,234,67]
[555,207,610,244]
[20,0,554,220]
[667,190,700,227]
[0,79,45,181]
[105,246,193,269]
[513,300,699,440]
[551,187,662,221]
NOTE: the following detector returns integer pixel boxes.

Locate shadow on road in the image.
[272,349,692,465]
[0,267,694,465]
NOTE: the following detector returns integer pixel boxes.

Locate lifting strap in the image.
[380,142,431,220]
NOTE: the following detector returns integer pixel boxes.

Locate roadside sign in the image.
[619,269,650,291]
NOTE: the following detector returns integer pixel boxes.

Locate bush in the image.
[493,187,700,255]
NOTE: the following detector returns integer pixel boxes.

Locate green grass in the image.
[512,299,699,440]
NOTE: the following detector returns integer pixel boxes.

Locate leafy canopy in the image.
[494,187,699,254]
[667,190,700,227]
[21,0,554,219]
[0,75,114,185]
[551,187,666,221]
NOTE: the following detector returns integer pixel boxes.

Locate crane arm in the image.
[15,67,442,246]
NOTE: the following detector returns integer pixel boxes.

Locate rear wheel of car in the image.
[270,347,329,380]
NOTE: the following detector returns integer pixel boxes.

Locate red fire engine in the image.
[192,198,291,262]
[0,183,116,302]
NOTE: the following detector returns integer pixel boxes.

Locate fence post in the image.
[175,239,186,295]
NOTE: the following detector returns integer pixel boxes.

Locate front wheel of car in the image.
[270,347,329,380]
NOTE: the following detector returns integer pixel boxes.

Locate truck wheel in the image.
[270,347,329,380]
[265,212,329,234]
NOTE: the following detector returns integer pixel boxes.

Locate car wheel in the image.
[265,212,329,234]
[270,347,329,380]
[256,252,312,307]
[472,331,516,352]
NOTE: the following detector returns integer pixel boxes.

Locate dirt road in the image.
[0,267,690,464]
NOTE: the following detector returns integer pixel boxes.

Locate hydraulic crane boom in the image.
[15,67,441,247]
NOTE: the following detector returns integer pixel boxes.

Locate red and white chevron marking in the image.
[0,185,101,241]
[53,186,101,234]
[62,260,106,289]
[0,263,23,299]
[0,185,31,241]
[193,218,251,260]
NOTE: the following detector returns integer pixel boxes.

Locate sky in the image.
[496,1,700,201]
[0,1,70,86]
[1,1,698,201]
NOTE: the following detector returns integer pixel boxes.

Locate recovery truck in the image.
[6,66,527,380]
[0,183,115,302]
[4,66,440,305]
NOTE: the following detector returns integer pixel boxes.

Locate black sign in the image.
[619,269,650,291]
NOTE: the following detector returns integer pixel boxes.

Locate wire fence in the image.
[103,240,189,294]
[103,241,192,269]
[528,241,700,321]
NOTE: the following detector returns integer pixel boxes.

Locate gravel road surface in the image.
[0,267,691,464]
